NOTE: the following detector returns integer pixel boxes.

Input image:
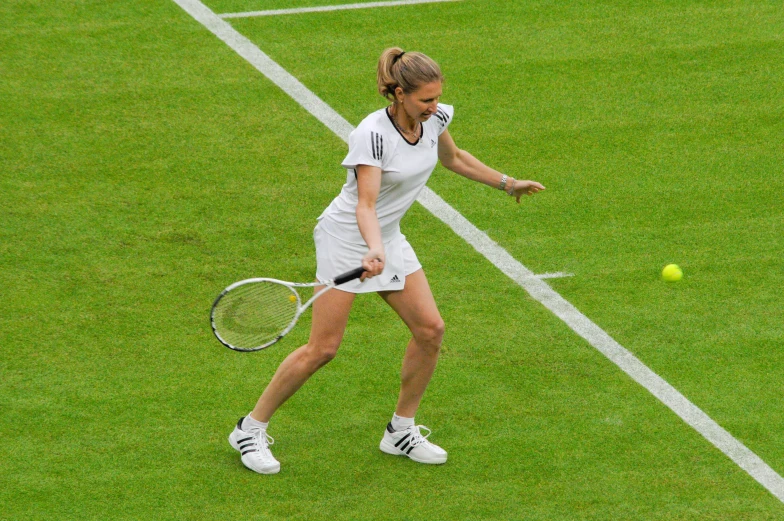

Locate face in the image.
[396,81,442,122]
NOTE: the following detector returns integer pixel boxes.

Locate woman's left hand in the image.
[509,180,545,203]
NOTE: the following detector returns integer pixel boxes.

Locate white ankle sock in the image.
[391,413,414,432]
[242,414,269,432]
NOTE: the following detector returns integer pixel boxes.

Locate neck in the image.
[391,104,417,134]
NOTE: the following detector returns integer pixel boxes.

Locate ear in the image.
[394,86,405,103]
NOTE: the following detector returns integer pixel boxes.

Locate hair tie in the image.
[393,51,406,64]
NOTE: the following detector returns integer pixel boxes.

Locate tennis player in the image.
[229,48,545,474]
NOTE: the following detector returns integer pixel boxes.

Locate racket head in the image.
[210,278,301,352]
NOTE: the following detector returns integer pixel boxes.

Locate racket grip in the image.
[333,267,366,286]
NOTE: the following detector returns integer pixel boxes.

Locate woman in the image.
[228,48,545,474]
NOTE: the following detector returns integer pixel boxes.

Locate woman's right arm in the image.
[355,164,386,279]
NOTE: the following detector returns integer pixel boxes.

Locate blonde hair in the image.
[377,47,444,101]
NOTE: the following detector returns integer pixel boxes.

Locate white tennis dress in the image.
[315,103,454,293]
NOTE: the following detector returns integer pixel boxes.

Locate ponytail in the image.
[377,47,443,100]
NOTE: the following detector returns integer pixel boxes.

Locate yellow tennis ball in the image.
[662,264,683,282]
[289,295,297,303]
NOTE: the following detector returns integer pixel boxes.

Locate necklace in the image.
[389,106,420,140]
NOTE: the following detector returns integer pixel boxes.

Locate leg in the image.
[250,286,356,422]
[379,269,445,418]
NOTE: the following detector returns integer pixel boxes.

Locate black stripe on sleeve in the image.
[370,132,378,160]
[436,109,451,126]
[379,134,384,161]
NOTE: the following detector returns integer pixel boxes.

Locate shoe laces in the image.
[408,425,432,448]
[247,428,275,452]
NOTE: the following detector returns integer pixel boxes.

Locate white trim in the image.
[172,0,784,502]
[219,0,461,19]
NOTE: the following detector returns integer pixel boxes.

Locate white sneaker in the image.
[379,423,447,464]
[228,417,280,474]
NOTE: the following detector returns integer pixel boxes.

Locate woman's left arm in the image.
[437,129,545,203]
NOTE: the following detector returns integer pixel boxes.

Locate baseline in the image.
[220,0,461,19]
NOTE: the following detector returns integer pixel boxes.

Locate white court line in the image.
[220,0,461,19]
[172,0,784,502]
[535,272,574,279]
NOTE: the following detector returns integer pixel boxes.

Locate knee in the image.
[415,318,445,350]
[304,339,341,368]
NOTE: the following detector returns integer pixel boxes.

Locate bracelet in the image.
[498,174,508,191]
[506,178,516,195]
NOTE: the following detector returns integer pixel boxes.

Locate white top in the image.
[317,103,454,245]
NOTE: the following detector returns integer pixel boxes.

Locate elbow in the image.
[356,201,376,216]
[440,149,462,172]
[440,158,456,172]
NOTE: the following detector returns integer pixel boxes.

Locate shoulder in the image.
[429,103,454,135]
[434,103,453,126]
[354,108,393,137]
[349,108,400,156]
[343,108,398,166]
[435,103,454,122]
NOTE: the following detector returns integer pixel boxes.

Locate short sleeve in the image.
[341,126,386,171]
[433,103,454,136]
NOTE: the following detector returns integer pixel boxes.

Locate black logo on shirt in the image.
[390,274,401,283]
[430,139,436,148]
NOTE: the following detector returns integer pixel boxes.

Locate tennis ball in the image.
[289,295,297,303]
[662,264,683,282]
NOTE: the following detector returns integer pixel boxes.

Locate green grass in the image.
[1,0,783,519]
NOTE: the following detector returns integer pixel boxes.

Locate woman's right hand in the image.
[361,247,385,280]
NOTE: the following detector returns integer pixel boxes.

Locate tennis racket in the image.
[210,267,365,352]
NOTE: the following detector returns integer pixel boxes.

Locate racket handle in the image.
[333,267,366,286]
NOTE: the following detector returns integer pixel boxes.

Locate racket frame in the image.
[210,267,364,352]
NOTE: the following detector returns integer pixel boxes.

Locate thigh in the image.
[308,286,356,346]
[378,269,442,332]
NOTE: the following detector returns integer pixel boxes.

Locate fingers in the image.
[361,255,385,280]
[522,181,545,193]
[514,181,546,203]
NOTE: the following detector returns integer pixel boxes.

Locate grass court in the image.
[2,0,783,519]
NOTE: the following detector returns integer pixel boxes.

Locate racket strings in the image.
[212,281,298,349]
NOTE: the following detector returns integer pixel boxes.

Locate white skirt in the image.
[314,222,421,293]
